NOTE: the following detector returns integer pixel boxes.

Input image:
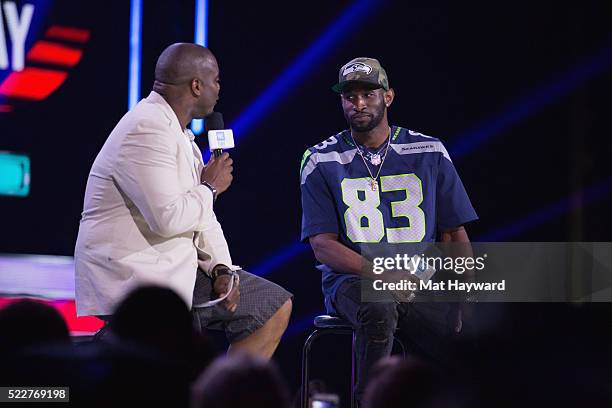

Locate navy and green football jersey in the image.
[299,126,478,312]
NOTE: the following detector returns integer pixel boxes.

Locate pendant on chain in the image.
[369,178,378,191]
[370,154,381,166]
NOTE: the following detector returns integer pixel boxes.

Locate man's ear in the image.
[384,88,395,107]
[191,78,201,96]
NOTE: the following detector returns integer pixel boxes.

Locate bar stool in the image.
[301,314,405,408]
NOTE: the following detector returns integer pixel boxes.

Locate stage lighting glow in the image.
[478,176,612,241]
[0,151,30,197]
[190,0,208,136]
[128,0,142,110]
[194,0,208,47]
[250,241,309,277]
[450,41,612,159]
[229,0,379,140]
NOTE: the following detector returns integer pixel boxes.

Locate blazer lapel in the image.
[147,92,200,185]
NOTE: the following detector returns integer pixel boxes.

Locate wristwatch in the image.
[211,266,233,280]
[201,180,217,201]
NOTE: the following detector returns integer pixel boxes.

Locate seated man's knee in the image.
[274,298,292,323]
[270,298,292,333]
[357,303,397,340]
[281,298,292,316]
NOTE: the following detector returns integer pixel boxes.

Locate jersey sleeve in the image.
[300,151,340,241]
[435,153,478,231]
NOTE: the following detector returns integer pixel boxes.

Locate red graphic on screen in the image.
[0,25,90,106]
[44,25,90,43]
[27,41,83,67]
[0,68,68,100]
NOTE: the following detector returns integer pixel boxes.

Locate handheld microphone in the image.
[205,112,235,158]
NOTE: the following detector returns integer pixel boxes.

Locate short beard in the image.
[346,105,385,132]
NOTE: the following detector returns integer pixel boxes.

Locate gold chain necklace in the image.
[350,129,391,191]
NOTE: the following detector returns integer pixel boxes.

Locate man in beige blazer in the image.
[75,43,292,359]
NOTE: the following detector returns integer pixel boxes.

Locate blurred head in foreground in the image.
[363,355,441,408]
[191,353,290,408]
[0,299,69,353]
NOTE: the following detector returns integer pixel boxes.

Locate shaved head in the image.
[152,43,221,125]
[155,43,216,84]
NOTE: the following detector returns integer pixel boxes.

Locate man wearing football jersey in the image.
[300,57,478,404]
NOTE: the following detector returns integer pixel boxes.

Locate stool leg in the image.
[351,330,357,408]
[302,330,323,408]
[301,328,355,408]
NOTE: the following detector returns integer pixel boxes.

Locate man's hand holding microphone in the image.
[203,112,239,311]
[200,112,235,198]
[201,152,233,196]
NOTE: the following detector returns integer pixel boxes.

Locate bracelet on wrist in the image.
[201,180,218,201]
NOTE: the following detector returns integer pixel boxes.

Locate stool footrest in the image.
[313,314,353,329]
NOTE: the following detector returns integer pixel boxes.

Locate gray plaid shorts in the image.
[192,269,292,343]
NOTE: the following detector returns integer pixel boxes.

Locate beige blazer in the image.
[75,91,235,316]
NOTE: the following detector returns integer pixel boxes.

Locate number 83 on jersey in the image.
[341,173,426,243]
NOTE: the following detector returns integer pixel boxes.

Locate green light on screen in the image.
[0,152,30,197]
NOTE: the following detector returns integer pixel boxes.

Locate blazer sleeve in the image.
[113,119,216,238]
[194,221,235,276]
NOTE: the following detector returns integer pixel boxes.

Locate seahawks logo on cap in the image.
[342,62,372,76]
